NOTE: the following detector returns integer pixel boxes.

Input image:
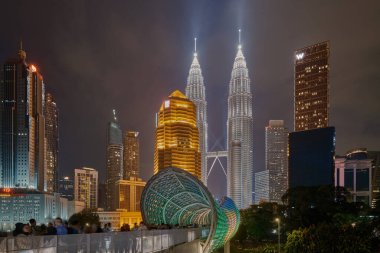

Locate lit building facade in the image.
[115,177,146,212]
[265,120,288,203]
[74,167,98,209]
[97,210,142,230]
[154,90,201,180]
[123,131,140,179]
[335,149,373,205]
[106,110,123,210]
[0,46,46,191]
[294,41,330,131]
[0,188,68,230]
[227,41,253,209]
[185,42,208,185]
[45,93,58,193]
[289,127,335,188]
[368,151,380,207]
[58,176,74,200]
[254,170,269,204]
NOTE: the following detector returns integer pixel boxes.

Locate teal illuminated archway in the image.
[141,167,240,253]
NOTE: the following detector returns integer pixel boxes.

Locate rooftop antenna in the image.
[238,29,242,49]
[194,37,197,57]
[113,109,117,121]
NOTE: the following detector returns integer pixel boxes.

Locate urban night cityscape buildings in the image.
[0,2,379,249]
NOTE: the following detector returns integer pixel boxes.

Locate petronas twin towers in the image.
[185,35,253,209]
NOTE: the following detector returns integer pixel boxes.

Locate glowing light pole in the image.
[275,218,281,253]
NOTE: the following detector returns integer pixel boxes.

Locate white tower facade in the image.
[186,38,208,185]
[227,35,253,209]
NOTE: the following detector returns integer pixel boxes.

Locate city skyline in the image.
[1,1,379,199]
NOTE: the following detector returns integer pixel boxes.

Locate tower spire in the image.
[194,37,197,57]
[18,39,26,61]
[238,29,242,49]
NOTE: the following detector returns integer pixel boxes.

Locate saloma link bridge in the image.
[141,167,240,253]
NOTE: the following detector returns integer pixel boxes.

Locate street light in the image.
[275,218,280,253]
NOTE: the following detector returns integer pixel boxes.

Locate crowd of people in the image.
[7,218,152,237]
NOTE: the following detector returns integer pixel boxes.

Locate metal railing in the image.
[0,228,201,253]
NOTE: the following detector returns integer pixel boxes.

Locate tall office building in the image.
[106,110,123,210]
[74,167,98,209]
[185,39,208,185]
[115,177,146,212]
[289,127,335,188]
[227,35,253,209]
[0,45,46,191]
[154,90,201,179]
[294,41,330,131]
[265,120,288,203]
[254,170,269,204]
[58,176,74,201]
[45,93,59,193]
[123,131,140,179]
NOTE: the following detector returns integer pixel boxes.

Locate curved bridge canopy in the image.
[141,167,240,253]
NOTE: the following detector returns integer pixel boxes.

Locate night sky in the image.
[1,1,379,197]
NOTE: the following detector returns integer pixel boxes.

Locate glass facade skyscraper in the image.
[45,93,59,193]
[294,41,330,131]
[154,90,201,180]
[265,120,288,203]
[227,42,253,209]
[0,46,46,191]
[106,110,123,210]
[185,44,208,185]
[123,131,140,179]
[289,127,335,188]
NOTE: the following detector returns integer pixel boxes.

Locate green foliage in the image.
[284,222,375,253]
[68,208,100,228]
[236,202,283,243]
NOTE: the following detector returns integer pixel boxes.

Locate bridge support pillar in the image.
[224,241,230,253]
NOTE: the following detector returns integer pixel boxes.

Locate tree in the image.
[68,208,100,228]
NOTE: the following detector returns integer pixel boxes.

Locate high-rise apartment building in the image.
[227,37,253,209]
[185,39,208,185]
[123,131,140,179]
[58,176,74,201]
[115,177,146,212]
[265,120,288,203]
[45,93,59,193]
[106,110,123,210]
[74,167,98,209]
[289,127,335,188]
[294,41,330,131]
[154,90,201,179]
[0,45,46,191]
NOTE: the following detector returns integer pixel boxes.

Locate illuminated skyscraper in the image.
[106,110,123,210]
[74,167,98,209]
[294,41,330,131]
[0,44,46,191]
[123,131,140,179]
[185,38,208,185]
[265,120,288,203]
[154,90,201,179]
[45,93,59,193]
[227,31,253,209]
[115,177,146,212]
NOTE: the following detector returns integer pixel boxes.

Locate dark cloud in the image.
[1,0,379,197]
